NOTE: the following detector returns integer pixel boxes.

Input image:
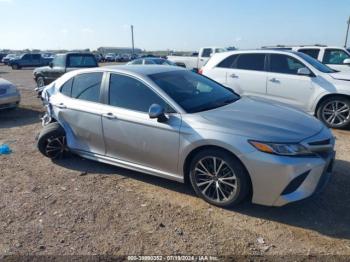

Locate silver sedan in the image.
[0,78,20,110]
[38,66,335,207]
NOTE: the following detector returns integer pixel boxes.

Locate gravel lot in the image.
[1,64,350,258]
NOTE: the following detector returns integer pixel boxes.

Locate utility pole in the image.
[345,16,350,48]
[131,25,135,55]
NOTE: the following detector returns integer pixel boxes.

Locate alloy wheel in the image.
[193,156,237,203]
[45,136,67,159]
[322,100,350,127]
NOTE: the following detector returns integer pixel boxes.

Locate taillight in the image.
[198,68,203,74]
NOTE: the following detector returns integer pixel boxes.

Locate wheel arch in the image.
[35,73,45,80]
[183,145,253,198]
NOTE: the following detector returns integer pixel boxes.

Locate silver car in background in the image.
[0,78,20,109]
[38,66,335,207]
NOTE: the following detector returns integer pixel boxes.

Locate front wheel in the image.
[36,76,45,88]
[189,149,250,207]
[317,97,350,129]
[37,122,68,159]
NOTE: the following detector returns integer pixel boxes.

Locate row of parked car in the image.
[0,53,55,69]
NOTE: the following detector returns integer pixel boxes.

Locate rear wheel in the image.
[189,149,250,207]
[317,96,350,129]
[37,122,68,159]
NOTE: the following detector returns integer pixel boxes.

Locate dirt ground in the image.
[0,64,350,259]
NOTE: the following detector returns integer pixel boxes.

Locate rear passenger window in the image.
[270,54,305,75]
[298,49,320,59]
[144,60,155,65]
[236,54,265,71]
[131,59,143,65]
[60,78,73,97]
[217,55,238,68]
[71,73,103,102]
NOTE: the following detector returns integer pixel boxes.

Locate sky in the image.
[0,0,349,51]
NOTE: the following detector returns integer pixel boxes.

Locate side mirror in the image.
[49,62,53,68]
[149,104,167,122]
[343,58,350,65]
[297,67,312,76]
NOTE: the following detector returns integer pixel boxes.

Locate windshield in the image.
[149,70,239,113]
[295,52,335,73]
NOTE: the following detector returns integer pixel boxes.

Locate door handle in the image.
[102,113,117,119]
[230,73,239,78]
[269,78,280,83]
[56,103,67,109]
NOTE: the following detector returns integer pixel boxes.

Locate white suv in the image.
[262,45,350,73]
[201,50,350,128]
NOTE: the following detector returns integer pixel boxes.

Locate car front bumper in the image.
[0,91,21,109]
[240,129,335,207]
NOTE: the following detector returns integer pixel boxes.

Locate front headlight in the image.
[249,140,314,156]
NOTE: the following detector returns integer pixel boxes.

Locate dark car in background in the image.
[94,53,104,63]
[8,53,52,70]
[0,53,8,63]
[2,54,18,65]
[33,52,98,89]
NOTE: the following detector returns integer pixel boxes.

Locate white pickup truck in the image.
[167,47,227,71]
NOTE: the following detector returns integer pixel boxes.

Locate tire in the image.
[11,64,19,70]
[37,122,68,159]
[317,96,350,129]
[36,76,45,88]
[189,149,250,207]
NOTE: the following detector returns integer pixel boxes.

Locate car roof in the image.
[56,52,94,56]
[59,65,185,81]
[204,49,303,69]
[104,65,184,75]
[212,49,298,56]
[142,57,164,60]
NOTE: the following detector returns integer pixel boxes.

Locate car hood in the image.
[195,97,324,143]
[0,78,14,88]
[329,72,350,81]
[34,66,50,73]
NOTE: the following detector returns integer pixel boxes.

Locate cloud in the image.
[0,0,13,3]
[60,29,69,34]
